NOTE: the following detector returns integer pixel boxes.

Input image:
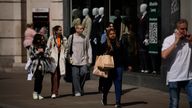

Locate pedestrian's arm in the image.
[29,46,38,60]
[161,42,177,59]
[67,35,72,59]
[162,32,181,59]
[46,36,52,49]
[186,34,192,44]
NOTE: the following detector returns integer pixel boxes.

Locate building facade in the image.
[0,0,63,72]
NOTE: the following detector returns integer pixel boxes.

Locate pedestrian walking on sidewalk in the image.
[28,34,50,100]
[161,19,192,108]
[99,28,130,108]
[67,24,92,97]
[47,25,68,99]
[23,23,37,59]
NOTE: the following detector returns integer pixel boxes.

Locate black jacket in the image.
[99,40,130,68]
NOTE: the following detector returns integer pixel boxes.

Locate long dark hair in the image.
[52,25,62,35]
[106,29,120,53]
[52,25,64,44]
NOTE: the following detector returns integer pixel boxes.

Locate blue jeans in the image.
[114,66,123,104]
[101,66,123,105]
[168,80,192,108]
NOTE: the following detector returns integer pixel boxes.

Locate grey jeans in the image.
[71,65,88,94]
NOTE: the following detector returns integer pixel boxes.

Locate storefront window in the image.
[110,0,137,22]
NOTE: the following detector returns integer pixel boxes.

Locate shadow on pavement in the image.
[122,101,148,106]
[122,87,138,95]
[106,101,148,107]
[84,91,100,95]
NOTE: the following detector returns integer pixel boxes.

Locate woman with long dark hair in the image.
[99,28,130,108]
[47,25,68,98]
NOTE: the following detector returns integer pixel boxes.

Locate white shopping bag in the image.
[25,58,32,71]
[27,72,33,81]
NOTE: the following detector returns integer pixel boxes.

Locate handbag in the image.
[64,59,72,82]
[92,67,108,78]
[64,34,74,83]
[95,55,114,70]
[45,57,56,73]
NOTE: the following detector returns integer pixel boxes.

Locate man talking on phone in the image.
[162,19,192,108]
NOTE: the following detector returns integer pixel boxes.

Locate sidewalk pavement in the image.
[0,72,189,108]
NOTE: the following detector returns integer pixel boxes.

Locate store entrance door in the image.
[32,8,49,38]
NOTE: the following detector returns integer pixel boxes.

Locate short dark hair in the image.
[32,34,45,47]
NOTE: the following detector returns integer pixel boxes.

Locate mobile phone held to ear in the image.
[174,29,179,33]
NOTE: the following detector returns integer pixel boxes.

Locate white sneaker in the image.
[152,71,157,74]
[33,92,38,100]
[75,93,81,97]
[144,70,149,73]
[51,94,56,99]
[38,95,44,100]
[141,70,145,73]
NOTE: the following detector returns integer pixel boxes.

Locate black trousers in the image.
[34,69,44,94]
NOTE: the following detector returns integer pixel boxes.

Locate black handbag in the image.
[64,35,74,82]
[64,60,72,82]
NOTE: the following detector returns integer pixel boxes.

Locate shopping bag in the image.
[95,55,114,70]
[92,67,108,78]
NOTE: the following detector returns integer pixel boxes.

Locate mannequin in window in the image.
[98,7,105,36]
[82,8,92,39]
[90,7,101,66]
[137,3,149,73]
[113,9,122,40]
[99,7,104,18]
[70,8,81,34]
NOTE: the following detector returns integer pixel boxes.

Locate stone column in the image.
[63,0,70,36]
[50,0,63,34]
[0,0,25,72]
